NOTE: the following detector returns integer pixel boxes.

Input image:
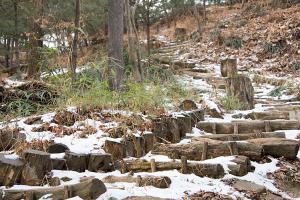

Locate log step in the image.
[152,140,263,161]
[197,120,300,134]
[192,132,286,142]
[1,178,106,200]
[117,155,251,178]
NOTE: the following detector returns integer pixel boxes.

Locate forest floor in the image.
[1,2,300,200]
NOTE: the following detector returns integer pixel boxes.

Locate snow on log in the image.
[2,177,106,200]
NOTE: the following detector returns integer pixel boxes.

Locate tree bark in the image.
[14,0,20,68]
[125,0,143,83]
[28,0,43,78]
[70,0,81,85]
[108,0,124,90]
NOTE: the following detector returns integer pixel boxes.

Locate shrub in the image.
[238,19,248,27]
[224,38,242,49]
[292,62,300,70]
[268,86,286,97]
[263,42,281,55]
[144,66,176,84]
[209,29,221,42]
[220,94,244,111]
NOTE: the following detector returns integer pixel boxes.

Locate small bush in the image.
[292,62,300,70]
[209,29,221,42]
[268,86,286,97]
[238,19,248,27]
[263,42,281,55]
[220,94,244,111]
[224,38,242,49]
[144,67,176,84]
[255,9,267,17]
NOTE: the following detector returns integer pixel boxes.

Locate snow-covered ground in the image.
[1,48,300,200]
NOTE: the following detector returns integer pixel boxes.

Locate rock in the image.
[233,180,266,194]
[24,116,42,125]
[232,113,244,119]
[88,153,113,172]
[179,100,198,111]
[64,152,90,172]
[206,108,223,119]
[47,143,69,153]
[0,154,24,186]
[228,156,252,176]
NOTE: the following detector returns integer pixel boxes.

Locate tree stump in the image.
[0,155,24,186]
[143,133,155,153]
[21,150,51,186]
[65,152,90,172]
[225,75,254,110]
[221,58,237,77]
[176,115,192,138]
[104,140,126,160]
[51,158,67,170]
[88,153,113,172]
[153,115,192,143]
[132,136,145,158]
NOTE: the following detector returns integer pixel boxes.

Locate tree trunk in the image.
[14,0,20,68]
[203,0,207,25]
[143,0,151,58]
[108,0,124,90]
[5,37,11,68]
[193,5,202,34]
[125,0,143,83]
[70,0,81,85]
[28,0,43,78]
